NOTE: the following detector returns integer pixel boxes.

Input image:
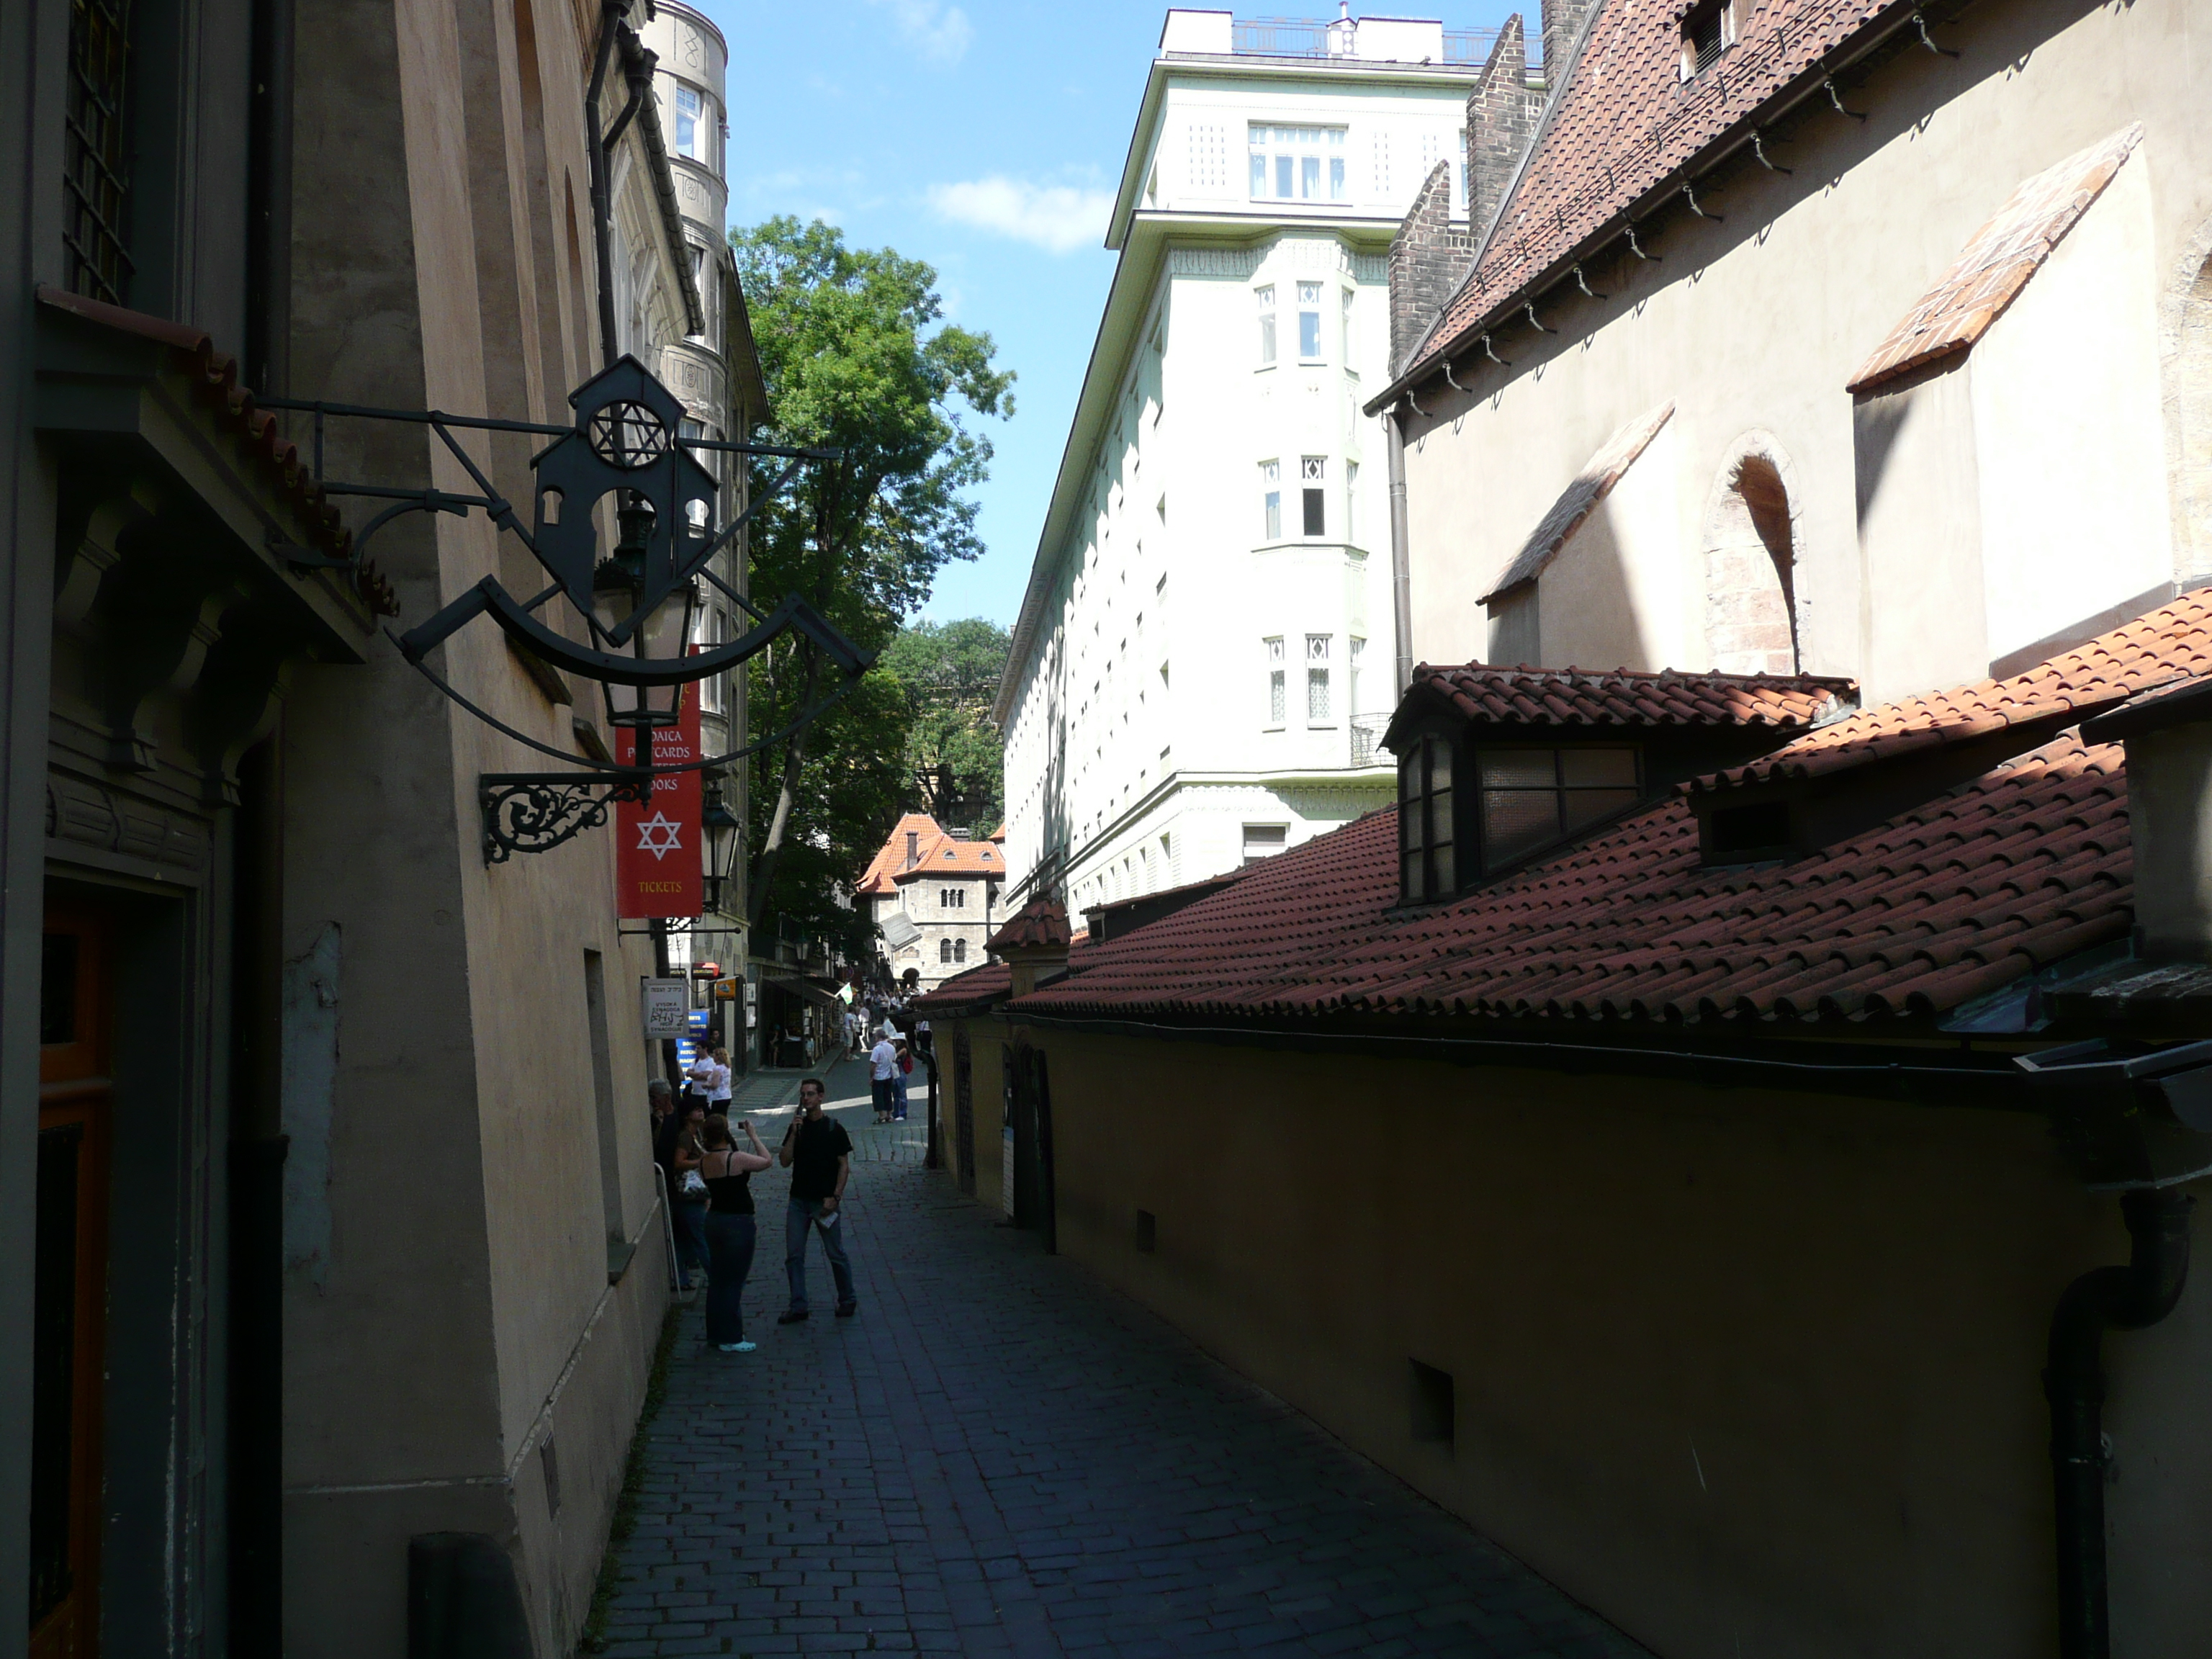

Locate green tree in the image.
[731,216,1012,942]
[878,618,1010,833]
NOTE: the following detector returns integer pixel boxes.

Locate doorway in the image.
[32,908,113,1659]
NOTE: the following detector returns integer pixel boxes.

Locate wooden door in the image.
[31,909,111,1659]
[952,1027,976,1195]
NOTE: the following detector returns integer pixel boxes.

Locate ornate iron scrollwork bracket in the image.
[480,771,651,864]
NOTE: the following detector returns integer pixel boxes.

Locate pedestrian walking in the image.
[868,1027,898,1124]
[706,1046,733,1114]
[698,1114,773,1352]
[778,1077,856,1322]
[891,1035,912,1123]
[657,1097,710,1292]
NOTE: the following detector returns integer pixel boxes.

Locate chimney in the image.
[2082,684,2212,960]
[1539,0,1596,84]
[1387,163,1474,374]
[987,897,1072,997]
[904,830,919,868]
[1465,15,1542,233]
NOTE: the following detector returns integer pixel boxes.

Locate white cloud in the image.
[927,176,1115,255]
[869,0,973,65]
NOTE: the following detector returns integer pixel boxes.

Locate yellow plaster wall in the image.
[975,1025,2212,1659]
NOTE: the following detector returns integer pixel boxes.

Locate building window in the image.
[1349,635,1365,714]
[1341,287,1356,364]
[1261,459,1281,540]
[1301,457,1326,536]
[698,609,726,713]
[1256,284,1277,364]
[1477,748,1642,868]
[1346,460,1359,543]
[1264,636,1285,724]
[940,887,965,909]
[939,938,953,963]
[1306,634,1331,721]
[954,938,967,963]
[64,0,134,304]
[675,84,703,158]
[1398,734,1456,903]
[1249,125,1348,202]
[1681,0,1735,76]
[1242,824,1288,863]
[1298,282,1323,359]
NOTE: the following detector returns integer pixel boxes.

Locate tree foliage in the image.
[877,618,1010,834]
[731,216,1012,943]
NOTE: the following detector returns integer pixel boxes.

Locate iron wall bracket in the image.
[480,770,651,863]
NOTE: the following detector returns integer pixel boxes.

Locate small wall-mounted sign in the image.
[640,976,691,1037]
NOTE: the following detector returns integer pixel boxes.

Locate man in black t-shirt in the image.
[777,1077,857,1321]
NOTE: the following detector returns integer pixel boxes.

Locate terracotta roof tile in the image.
[1480,403,1673,601]
[1406,662,1853,732]
[988,897,1071,953]
[1846,125,2143,393]
[1405,0,1906,387]
[855,813,945,896]
[1005,594,2212,1030]
[892,836,1003,879]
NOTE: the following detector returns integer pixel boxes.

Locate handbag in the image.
[679,1169,708,1199]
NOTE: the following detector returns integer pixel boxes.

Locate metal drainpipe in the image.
[1385,407,1413,693]
[2045,1187,2194,1659]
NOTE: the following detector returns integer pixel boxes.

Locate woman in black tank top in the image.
[698,1115,773,1351]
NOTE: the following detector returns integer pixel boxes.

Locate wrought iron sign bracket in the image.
[481,771,651,865]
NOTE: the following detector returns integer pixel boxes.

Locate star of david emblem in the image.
[635,811,685,860]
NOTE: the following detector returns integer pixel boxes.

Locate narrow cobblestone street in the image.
[601,1063,1646,1658]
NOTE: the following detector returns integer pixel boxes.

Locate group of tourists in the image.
[649,1074,858,1354]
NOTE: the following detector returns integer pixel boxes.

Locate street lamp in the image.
[590,495,698,729]
[700,770,740,914]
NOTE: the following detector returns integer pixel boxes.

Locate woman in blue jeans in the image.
[698,1115,773,1352]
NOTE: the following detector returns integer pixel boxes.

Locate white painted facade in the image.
[998,11,1481,914]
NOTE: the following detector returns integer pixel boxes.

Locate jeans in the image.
[891,1071,909,1121]
[785,1196,855,1313]
[704,1212,756,1344]
[672,1199,709,1289]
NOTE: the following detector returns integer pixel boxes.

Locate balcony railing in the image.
[1227,17,1500,63]
[1349,714,1390,768]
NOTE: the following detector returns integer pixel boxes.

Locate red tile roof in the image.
[989,897,1071,954]
[1480,404,1673,602]
[855,813,945,896]
[1007,593,2212,1030]
[1847,125,2142,394]
[1400,0,1907,390]
[893,836,1003,879]
[1403,663,1855,734]
[1690,594,2212,793]
[36,284,396,615]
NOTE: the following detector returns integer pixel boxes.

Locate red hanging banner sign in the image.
[614,685,702,919]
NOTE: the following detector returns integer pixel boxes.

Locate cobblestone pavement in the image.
[599,1129,1648,1659]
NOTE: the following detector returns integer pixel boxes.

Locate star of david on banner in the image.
[615,683,702,917]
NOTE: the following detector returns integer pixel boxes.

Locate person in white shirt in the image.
[869,1032,898,1124]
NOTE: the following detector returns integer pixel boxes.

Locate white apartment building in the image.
[996,9,1484,914]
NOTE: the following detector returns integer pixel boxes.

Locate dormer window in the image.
[1398,734,1456,903]
[1681,0,1736,76]
[1477,748,1640,867]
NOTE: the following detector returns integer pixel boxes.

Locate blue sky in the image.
[693,0,1511,628]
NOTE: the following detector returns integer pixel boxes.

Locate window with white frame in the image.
[1242,823,1289,863]
[1301,457,1326,536]
[1307,634,1331,721]
[698,608,726,713]
[1249,125,1348,202]
[1261,460,1282,541]
[1298,282,1323,359]
[1256,284,1277,365]
[1264,636,1285,724]
[674,85,703,159]
[1341,288,1357,367]
[1349,634,1366,715]
[1346,459,1360,545]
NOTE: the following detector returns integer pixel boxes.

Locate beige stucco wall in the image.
[280,0,675,1649]
[953,1022,2212,1659]
[1404,0,2212,704]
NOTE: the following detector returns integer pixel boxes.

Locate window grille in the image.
[1256,284,1277,364]
[1264,636,1285,724]
[1307,667,1330,721]
[64,0,133,304]
[1298,282,1323,358]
